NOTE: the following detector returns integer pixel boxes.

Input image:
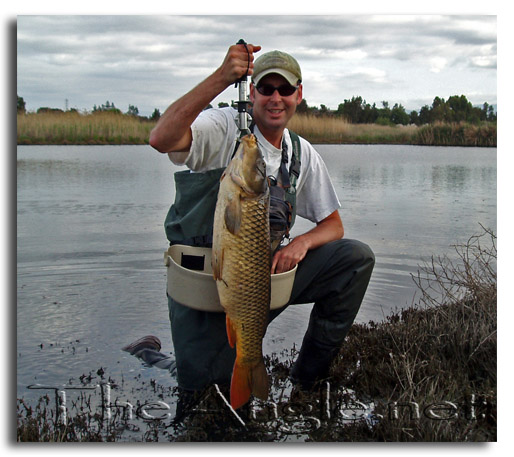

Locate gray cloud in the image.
[17,15,497,115]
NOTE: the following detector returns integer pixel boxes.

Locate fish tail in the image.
[230,358,269,410]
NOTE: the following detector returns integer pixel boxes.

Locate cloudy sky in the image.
[17,13,497,117]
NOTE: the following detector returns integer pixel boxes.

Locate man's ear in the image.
[249,83,255,103]
[296,84,303,104]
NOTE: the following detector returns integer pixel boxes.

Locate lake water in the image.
[16,144,496,432]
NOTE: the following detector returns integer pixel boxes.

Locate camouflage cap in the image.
[252,50,302,86]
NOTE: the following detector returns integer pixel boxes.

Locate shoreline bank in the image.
[17,112,497,147]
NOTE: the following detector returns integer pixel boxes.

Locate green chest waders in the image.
[165,133,301,390]
[164,167,224,247]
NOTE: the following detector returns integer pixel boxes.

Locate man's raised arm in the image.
[149,43,261,155]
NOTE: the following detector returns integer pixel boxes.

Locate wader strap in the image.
[285,131,301,227]
[278,131,301,191]
[289,131,301,185]
[280,137,291,189]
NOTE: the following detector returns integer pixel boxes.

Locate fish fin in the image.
[224,196,241,235]
[226,315,237,348]
[212,248,223,281]
[230,359,269,409]
[250,359,270,402]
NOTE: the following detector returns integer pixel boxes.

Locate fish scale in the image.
[221,197,270,362]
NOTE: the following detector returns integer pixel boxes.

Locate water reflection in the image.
[313,143,496,330]
[431,165,470,191]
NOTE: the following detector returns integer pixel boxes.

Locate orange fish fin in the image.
[226,315,237,348]
[251,359,270,401]
[230,361,251,410]
[230,359,269,409]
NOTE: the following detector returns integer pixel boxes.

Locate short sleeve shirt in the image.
[170,107,341,224]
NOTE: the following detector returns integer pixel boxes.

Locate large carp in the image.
[212,134,271,410]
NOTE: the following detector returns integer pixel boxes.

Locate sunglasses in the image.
[255,83,299,97]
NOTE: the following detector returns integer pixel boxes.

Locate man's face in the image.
[250,74,303,136]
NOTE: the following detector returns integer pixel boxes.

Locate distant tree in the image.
[481,102,490,122]
[419,105,432,124]
[362,102,379,123]
[296,99,309,114]
[390,103,410,125]
[486,104,497,122]
[431,96,451,122]
[127,104,139,116]
[290,92,495,125]
[17,95,26,113]
[319,104,330,116]
[375,101,392,125]
[93,101,121,114]
[37,107,64,114]
[409,110,420,125]
[218,102,229,108]
[447,95,472,122]
[337,96,365,123]
[308,105,320,116]
[150,108,161,120]
[379,101,390,117]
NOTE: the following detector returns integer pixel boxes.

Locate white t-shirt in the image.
[170,107,341,224]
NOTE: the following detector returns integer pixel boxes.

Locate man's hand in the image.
[271,236,310,274]
[218,43,262,86]
[150,43,261,154]
[271,210,344,274]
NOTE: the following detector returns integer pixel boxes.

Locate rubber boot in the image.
[289,335,341,391]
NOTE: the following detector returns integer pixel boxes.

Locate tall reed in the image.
[289,113,415,144]
[288,114,419,144]
[17,111,496,147]
[413,122,497,147]
[17,111,154,145]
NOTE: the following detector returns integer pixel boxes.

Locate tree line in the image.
[296,94,496,125]
[17,96,162,121]
[207,94,496,126]
[18,93,496,126]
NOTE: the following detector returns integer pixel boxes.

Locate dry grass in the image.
[17,111,496,146]
[17,111,154,145]
[413,122,497,147]
[288,114,418,144]
[329,227,497,441]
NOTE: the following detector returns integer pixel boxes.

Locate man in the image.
[150,43,374,395]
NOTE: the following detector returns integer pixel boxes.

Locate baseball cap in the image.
[252,50,302,86]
